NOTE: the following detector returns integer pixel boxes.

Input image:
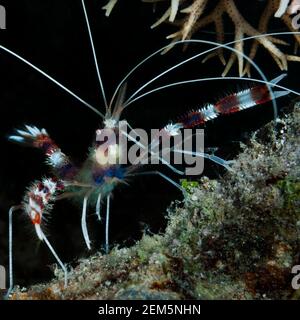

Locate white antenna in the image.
[0,45,104,118]
[81,0,108,110]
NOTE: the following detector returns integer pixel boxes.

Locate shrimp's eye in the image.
[43,187,49,194]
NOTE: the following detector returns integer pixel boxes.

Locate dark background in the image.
[0,0,298,287]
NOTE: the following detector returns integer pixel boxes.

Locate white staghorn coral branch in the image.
[151,7,172,28]
[170,0,180,21]
[103,0,300,75]
[102,0,118,17]
[180,0,208,40]
[274,0,290,17]
[146,0,186,28]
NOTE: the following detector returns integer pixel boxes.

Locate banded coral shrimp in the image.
[2,0,300,298]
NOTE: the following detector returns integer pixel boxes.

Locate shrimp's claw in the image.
[8,125,48,146]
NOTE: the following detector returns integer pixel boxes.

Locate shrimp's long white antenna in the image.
[0,45,104,118]
[105,194,111,254]
[6,205,22,299]
[41,231,68,288]
[113,32,300,98]
[82,191,92,250]
[124,76,300,107]
[111,31,300,116]
[81,0,108,110]
[123,39,278,120]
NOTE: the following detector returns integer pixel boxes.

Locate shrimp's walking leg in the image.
[105,195,111,254]
[41,231,68,288]
[173,149,234,171]
[128,171,185,194]
[82,191,92,250]
[96,193,102,221]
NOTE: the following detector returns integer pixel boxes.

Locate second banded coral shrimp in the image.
[1,0,299,297]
